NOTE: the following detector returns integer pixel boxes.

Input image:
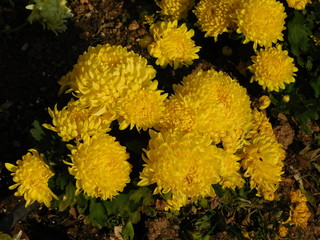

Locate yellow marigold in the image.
[157,94,205,134]
[5,149,58,207]
[138,130,243,210]
[241,132,285,201]
[172,69,252,152]
[193,0,241,41]
[278,225,288,238]
[234,0,286,49]
[66,133,131,200]
[283,189,311,229]
[26,0,73,35]
[148,20,201,69]
[116,81,168,131]
[258,95,271,110]
[43,100,113,142]
[248,44,298,92]
[286,0,312,10]
[59,44,156,114]
[156,0,195,21]
[242,109,285,200]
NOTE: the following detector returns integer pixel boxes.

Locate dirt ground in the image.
[1,0,320,239]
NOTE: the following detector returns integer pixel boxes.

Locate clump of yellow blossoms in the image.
[283,189,311,229]
[156,0,195,20]
[117,81,167,131]
[193,0,241,41]
[248,44,298,92]
[240,110,285,201]
[59,44,157,115]
[26,0,73,35]
[286,0,312,10]
[148,20,201,69]
[58,44,166,131]
[138,130,243,210]
[66,133,131,200]
[43,100,113,141]
[158,69,252,153]
[234,0,286,49]
[5,149,58,207]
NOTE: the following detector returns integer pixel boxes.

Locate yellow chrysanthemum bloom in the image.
[156,0,195,20]
[241,109,285,201]
[171,69,252,153]
[43,100,113,142]
[234,0,286,49]
[117,81,168,131]
[193,0,241,41]
[67,133,131,200]
[278,225,288,238]
[258,95,271,110]
[248,45,298,92]
[148,20,201,69]
[5,149,58,207]
[59,44,156,115]
[26,0,73,35]
[286,0,312,10]
[138,130,243,210]
[283,190,311,229]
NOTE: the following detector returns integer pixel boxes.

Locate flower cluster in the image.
[248,44,298,92]
[57,44,167,132]
[147,20,201,69]
[66,133,132,200]
[5,149,58,207]
[240,110,285,201]
[138,130,243,210]
[286,0,312,10]
[193,0,240,41]
[158,69,252,153]
[26,0,73,34]
[283,190,311,229]
[156,0,195,20]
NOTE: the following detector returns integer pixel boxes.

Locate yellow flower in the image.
[43,100,113,141]
[156,0,195,20]
[241,110,285,201]
[148,20,201,69]
[278,225,288,238]
[234,0,286,49]
[67,133,131,200]
[193,0,241,41]
[5,149,58,207]
[59,44,156,114]
[258,95,271,110]
[283,190,311,229]
[26,0,73,35]
[172,69,252,152]
[157,94,201,134]
[283,95,290,103]
[117,81,168,131]
[138,130,243,210]
[248,45,298,92]
[286,0,312,10]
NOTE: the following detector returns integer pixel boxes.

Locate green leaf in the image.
[310,77,320,98]
[287,11,310,57]
[89,199,109,226]
[76,194,88,214]
[122,221,134,240]
[30,120,45,141]
[59,182,76,211]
